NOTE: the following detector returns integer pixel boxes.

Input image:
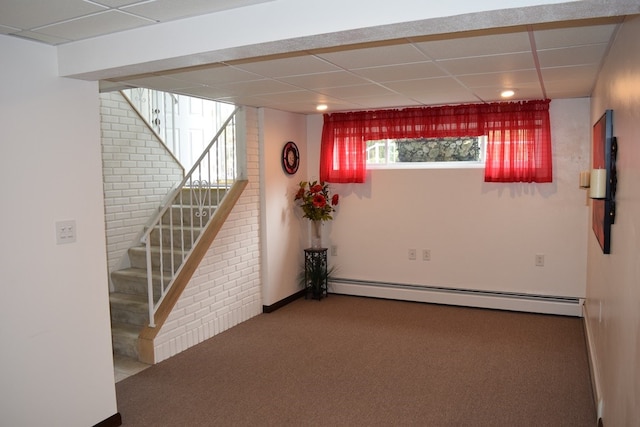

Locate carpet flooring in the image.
[116,295,596,426]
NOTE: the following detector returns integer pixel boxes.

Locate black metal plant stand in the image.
[304,248,328,300]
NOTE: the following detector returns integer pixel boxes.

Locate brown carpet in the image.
[116,295,596,426]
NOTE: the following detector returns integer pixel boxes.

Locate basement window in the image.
[366,136,485,168]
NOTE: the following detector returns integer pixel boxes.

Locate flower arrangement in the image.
[294,180,339,221]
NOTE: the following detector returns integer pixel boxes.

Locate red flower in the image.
[312,194,326,208]
[294,180,339,221]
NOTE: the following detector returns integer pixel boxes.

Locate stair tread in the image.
[111,267,169,280]
[129,245,188,255]
[110,292,148,309]
[111,322,142,337]
[151,224,202,231]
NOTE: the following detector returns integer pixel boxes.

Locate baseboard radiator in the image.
[329,278,583,316]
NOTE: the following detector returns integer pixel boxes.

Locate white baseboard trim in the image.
[329,278,584,317]
[582,304,603,420]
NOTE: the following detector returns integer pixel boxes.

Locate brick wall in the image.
[100,92,184,280]
[153,106,262,362]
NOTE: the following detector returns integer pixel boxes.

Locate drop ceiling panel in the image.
[541,64,600,82]
[35,10,153,40]
[456,69,540,88]
[315,84,401,99]
[349,94,422,110]
[93,0,145,8]
[178,86,240,99]
[115,75,205,92]
[262,99,364,114]
[436,52,535,76]
[473,84,543,101]
[164,65,264,85]
[315,43,429,69]
[278,71,373,90]
[214,79,300,96]
[121,0,275,21]
[533,21,619,49]
[413,30,531,60]
[351,61,446,82]
[0,0,104,29]
[9,30,69,45]
[383,76,467,94]
[411,91,481,106]
[240,90,319,103]
[537,44,609,68]
[230,55,342,78]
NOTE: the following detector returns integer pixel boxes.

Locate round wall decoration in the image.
[282,141,300,174]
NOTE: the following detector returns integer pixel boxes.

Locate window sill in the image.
[366,162,485,170]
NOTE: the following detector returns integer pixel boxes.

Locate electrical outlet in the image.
[331,245,338,256]
[56,220,77,245]
[408,249,416,260]
[423,249,431,261]
[535,254,544,267]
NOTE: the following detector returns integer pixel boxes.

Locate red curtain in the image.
[483,99,552,183]
[320,112,368,183]
[320,99,552,183]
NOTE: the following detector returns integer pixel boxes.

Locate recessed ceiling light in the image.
[316,104,328,111]
[501,89,515,98]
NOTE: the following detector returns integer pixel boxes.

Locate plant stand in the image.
[304,248,328,300]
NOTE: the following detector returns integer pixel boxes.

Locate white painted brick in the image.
[101,92,184,284]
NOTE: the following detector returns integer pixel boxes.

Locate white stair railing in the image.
[141,106,241,327]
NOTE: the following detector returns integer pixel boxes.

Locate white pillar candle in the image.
[589,169,607,198]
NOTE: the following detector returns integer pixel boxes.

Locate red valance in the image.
[320,99,552,183]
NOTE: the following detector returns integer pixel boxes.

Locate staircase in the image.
[109,186,228,360]
[105,95,242,363]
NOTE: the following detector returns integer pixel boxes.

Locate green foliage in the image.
[294,181,339,222]
[298,261,337,298]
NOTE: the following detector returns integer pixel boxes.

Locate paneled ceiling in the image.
[0,0,632,114]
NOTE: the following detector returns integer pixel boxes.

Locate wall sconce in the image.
[589,137,617,224]
[579,170,590,188]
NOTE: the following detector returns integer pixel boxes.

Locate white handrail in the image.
[142,107,241,327]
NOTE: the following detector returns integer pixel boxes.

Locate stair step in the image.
[174,186,228,205]
[110,292,149,326]
[111,267,169,298]
[148,224,201,248]
[128,245,188,272]
[111,322,140,359]
[161,204,219,226]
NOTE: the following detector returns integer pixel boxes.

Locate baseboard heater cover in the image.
[329,278,583,316]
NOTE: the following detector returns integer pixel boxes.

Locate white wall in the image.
[585,15,640,426]
[260,108,309,306]
[305,99,590,302]
[0,36,117,426]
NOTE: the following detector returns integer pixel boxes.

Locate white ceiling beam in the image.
[56,0,639,81]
